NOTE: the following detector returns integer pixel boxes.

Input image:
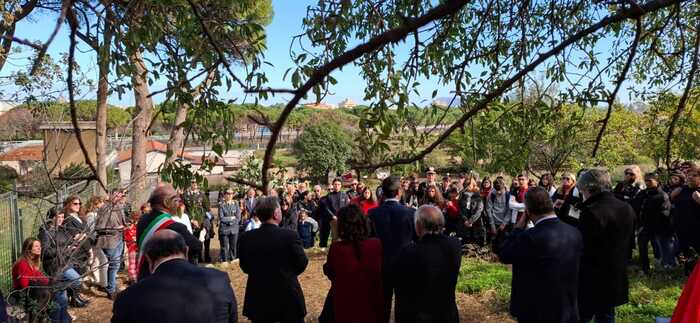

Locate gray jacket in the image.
[95,202,127,249]
[218,201,241,234]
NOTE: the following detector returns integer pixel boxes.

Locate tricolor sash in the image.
[136,211,175,275]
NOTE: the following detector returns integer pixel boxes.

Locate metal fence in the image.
[0,192,22,294]
[0,175,164,295]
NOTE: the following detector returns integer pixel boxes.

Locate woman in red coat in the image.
[322,204,384,323]
[353,187,378,215]
[12,238,51,322]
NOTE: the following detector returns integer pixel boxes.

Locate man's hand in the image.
[515,213,528,229]
[692,191,700,204]
[464,220,472,227]
[499,223,506,231]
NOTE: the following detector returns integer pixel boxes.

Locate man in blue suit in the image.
[498,187,583,323]
[368,176,417,323]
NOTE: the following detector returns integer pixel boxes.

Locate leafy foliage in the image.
[294,122,354,182]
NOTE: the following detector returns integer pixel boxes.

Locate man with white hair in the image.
[392,205,461,323]
[576,169,635,323]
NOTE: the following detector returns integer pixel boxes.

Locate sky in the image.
[3,0,440,107]
[1,0,645,108]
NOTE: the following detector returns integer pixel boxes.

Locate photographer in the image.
[95,189,128,299]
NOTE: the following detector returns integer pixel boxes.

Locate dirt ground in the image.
[70,241,513,323]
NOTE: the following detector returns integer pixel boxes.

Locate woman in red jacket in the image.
[354,187,378,215]
[322,204,384,323]
[12,238,51,322]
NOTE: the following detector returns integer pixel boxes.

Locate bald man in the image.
[136,184,202,281]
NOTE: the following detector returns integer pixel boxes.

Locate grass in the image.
[456,257,687,322]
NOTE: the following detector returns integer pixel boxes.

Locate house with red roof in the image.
[115,140,227,186]
[0,144,43,175]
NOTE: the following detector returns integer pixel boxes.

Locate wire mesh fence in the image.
[0,191,21,294]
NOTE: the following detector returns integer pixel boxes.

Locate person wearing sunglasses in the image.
[60,195,92,308]
[613,165,645,203]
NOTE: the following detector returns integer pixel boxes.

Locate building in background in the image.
[40,122,97,175]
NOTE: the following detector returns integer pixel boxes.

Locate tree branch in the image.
[67,7,107,192]
[259,0,472,190]
[665,21,700,170]
[591,18,642,158]
[351,0,685,170]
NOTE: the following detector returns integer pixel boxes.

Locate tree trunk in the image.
[129,49,154,206]
[165,68,216,165]
[95,8,113,195]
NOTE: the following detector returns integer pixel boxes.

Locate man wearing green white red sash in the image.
[136,183,203,281]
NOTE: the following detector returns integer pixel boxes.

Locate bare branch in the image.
[66,7,108,192]
[665,21,700,169]
[352,0,685,170]
[591,18,643,158]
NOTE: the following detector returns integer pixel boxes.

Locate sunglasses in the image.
[562,177,571,180]
[624,172,634,176]
[72,202,81,205]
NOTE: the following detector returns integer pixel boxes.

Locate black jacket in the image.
[393,234,461,323]
[499,217,583,323]
[38,225,72,277]
[136,210,203,281]
[146,259,237,323]
[112,261,216,323]
[368,200,416,267]
[238,223,308,322]
[317,192,349,222]
[578,191,635,314]
[631,187,672,234]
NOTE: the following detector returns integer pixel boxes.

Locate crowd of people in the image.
[2,161,699,323]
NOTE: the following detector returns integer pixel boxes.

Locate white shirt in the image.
[534,214,558,226]
[172,213,193,233]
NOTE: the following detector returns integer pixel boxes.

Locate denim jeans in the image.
[102,237,124,294]
[580,306,615,323]
[639,228,676,271]
[63,267,82,292]
[50,291,72,322]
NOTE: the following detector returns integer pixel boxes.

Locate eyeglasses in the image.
[72,202,81,205]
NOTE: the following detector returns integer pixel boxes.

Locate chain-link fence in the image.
[0,192,22,294]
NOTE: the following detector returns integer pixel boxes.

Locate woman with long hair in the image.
[421,184,445,208]
[480,177,493,200]
[551,172,583,227]
[539,173,557,197]
[11,238,58,322]
[458,174,487,246]
[321,205,384,323]
[59,195,90,308]
[82,196,107,292]
[354,187,378,215]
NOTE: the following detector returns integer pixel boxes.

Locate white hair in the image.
[415,205,445,234]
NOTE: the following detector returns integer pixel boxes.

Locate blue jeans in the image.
[62,267,82,291]
[580,307,615,323]
[50,291,71,322]
[102,238,124,294]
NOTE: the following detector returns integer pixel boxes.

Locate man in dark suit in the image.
[317,178,350,248]
[368,176,417,323]
[393,205,461,323]
[136,184,203,281]
[576,169,635,323]
[498,187,583,323]
[238,196,309,323]
[113,229,236,323]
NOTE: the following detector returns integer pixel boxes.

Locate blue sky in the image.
[2,0,644,107]
[3,0,437,107]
